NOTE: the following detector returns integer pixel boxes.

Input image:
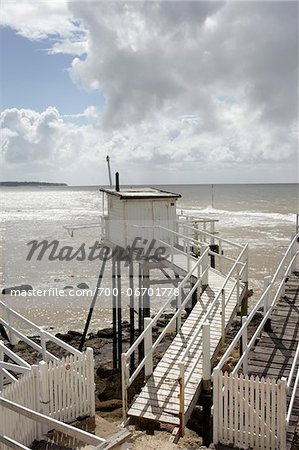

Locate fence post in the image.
[176,289,182,332]
[39,360,50,436]
[241,316,248,374]
[278,377,287,450]
[201,244,209,288]
[6,307,14,344]
[210,221,215,245]
[221,289,226,344]
[219,240,223,273]
[240,244,249,285]
[178,362,185,437]
[263,276,272,332]
[40,331,47,362]
[121,353,128,422]
[193,221,200,256]
[212,369,219,445]
[144,317,153,380]
[291,234,299,272]
[202,323,212,446]
[86,348,95,417]
[0,344,4,391]
[240,245,249,316]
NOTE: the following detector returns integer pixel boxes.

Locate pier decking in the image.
[248,270,299,449]
[128,268,246,426]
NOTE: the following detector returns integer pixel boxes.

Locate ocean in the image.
[0,184,298,334]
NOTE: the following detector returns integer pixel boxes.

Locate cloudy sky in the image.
[0,1,298,185]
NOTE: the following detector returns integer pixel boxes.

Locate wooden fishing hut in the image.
[100,176,181,369]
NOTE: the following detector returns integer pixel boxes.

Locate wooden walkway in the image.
[248,271,299,450]
[128,268,246,427]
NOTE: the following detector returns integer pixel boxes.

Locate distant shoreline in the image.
[0,181,68,187]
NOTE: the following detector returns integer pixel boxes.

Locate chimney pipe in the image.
[115,172,120,192]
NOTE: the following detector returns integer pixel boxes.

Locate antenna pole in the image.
[211,184,214,209]
[106,155,112,187]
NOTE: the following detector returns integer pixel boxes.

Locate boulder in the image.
[2,284,33,294]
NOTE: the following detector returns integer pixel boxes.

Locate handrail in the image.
[178,244,248,389]
[121,221,248,415]
[178,213,219,223]
[231,251,298,375]
[123,247,209,360]
[0,302,81,362]
[121,246,210,416]
[178,222,244,250]
[286,340,299,424]
[215,234,299,373]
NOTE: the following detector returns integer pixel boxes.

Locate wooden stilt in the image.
[143,261,150,318]
[138,263,144,363]
[112,254,117,369]
[129,259,135,374]
[79,258,106,351]
[117,256,122,368]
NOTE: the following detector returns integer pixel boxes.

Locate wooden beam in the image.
[0,397,105,447]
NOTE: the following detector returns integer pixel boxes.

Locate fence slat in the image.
[1,350,94,448]
[213,370,287,450]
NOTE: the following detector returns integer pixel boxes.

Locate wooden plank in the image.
[128,267,245,427]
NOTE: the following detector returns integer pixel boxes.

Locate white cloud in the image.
[0,1,82,40]
[0,1,298,183]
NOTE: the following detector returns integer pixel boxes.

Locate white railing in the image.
[213,370,288,450]
[0,342,31,389]
[0,302,81,364]
[213,234,299,450]
[121,223,248,423]
[177,213,219,242]
[0,349,96,450]
[121,246,210,420]
[176,243,248,434]
[64,216,106,240]
[286,340,299,427]
[215,234,299,375]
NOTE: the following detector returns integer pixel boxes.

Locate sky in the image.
[0,1,298,185]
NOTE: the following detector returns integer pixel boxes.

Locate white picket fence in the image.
[213,370,287,450]
[0,348,95,449]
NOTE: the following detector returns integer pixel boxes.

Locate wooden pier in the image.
[128,269,246,427]
[213,234,299,450]
[247,270,299,449]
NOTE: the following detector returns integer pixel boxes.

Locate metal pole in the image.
[117,256,122,367]
[129,258,135,374]
[112,253,117,368]
[106,155,112,187]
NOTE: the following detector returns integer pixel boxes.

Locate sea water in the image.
[0,184,298,333]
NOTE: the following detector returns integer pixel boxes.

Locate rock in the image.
[55,332,73,343]
[67,330,82,338]
[95,399,122,412]
[63,286,73,290]
[97,328,114,339]
[96,365,118,379]
[77,282,89,289]
[97,372,122,401]
[188,405,203,434]
[2,284,33,294]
